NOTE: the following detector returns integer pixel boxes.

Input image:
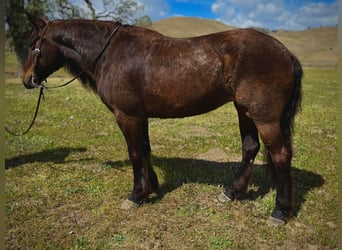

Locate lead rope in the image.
[5,86,45,136]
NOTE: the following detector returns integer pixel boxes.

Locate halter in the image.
[31,23,49,88]
[6,23,121,136]
[32,23,122,89]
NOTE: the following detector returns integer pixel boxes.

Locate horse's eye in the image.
[29,36,40,48]
[33,48,41,55]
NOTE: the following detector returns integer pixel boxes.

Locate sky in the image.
[137,0,339,30]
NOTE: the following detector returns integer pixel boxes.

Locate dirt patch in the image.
[180,125,214,139]
[197,148,229,163]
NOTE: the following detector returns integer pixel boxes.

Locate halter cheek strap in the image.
[31,24,49,87]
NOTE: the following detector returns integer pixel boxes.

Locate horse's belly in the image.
[115,42,234,118]
[144,87,233,118]
[141,53,233,117]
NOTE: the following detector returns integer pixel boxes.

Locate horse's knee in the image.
[128,149,141,165]
[242,135,260,161]
[270,146,292,173]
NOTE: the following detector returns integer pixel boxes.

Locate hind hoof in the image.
[217,192,233,203]
[121,199,139,210]
[267,216,287,226]
[267,208,288,226]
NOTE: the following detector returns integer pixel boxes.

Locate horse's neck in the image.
[56,23,107,65]
[52,21,113,86]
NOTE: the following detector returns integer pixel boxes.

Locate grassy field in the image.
[5,49,337,249]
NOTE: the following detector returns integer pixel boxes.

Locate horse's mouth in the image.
[23,75,45,89]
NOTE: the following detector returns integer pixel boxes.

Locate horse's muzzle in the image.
[22,74,41,89]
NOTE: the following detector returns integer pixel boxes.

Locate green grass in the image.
[5,54,337,249]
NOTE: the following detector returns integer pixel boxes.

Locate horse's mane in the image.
[52,19,121,91]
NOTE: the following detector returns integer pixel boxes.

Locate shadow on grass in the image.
[105,155,325,216]
[5,147,88,169]
[5,147,325,216]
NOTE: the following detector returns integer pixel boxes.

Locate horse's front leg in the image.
[115,112,159,209]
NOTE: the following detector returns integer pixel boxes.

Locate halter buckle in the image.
[33,48,41,56]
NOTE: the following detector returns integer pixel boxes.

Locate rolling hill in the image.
[151,17,338,68]
[152,16,235,37]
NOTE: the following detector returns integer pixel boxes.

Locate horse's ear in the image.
[26,13,48,29]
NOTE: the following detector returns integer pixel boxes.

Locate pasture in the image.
[5,49,337,248]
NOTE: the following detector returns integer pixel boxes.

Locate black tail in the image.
[281,55,303,139]
[266,55,302,184]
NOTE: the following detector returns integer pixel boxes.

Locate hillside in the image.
[151,17,338,67]
[152,16,235,38]
[272,27,338,67]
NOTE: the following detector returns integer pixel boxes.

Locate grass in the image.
[5,50,337,249]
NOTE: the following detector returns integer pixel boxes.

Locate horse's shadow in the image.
[5,147,88,169]
[6,147,324,216]
[106,155,325,217]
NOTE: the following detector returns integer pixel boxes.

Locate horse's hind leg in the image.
[257,123,294,225]
[219,103,260,201]
[115,112,159,208]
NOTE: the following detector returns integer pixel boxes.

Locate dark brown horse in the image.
[22,14,302,226]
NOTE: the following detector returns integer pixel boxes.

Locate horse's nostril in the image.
[22,75,36,89]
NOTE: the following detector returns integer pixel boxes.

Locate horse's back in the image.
[107,27,236,118]
[102,26,296,120]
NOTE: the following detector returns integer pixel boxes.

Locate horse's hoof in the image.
[267,216,287,226]
[267,207,288,226]
[217,192,233,203]
[121,199,139,210]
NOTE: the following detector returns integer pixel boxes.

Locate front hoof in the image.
[267,208,288,226]
[121,193,141,210]
[121,199,139,210]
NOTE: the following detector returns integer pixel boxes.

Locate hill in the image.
[272,27,338,67]
[152,16,235,38]
[151,17,338,68]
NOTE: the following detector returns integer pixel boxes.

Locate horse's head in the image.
[22,14,64,89]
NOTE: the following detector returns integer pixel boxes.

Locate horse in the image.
[22,14,302,226]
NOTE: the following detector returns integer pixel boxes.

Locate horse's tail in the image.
[281,55,303,140]
[265,55,302,184]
